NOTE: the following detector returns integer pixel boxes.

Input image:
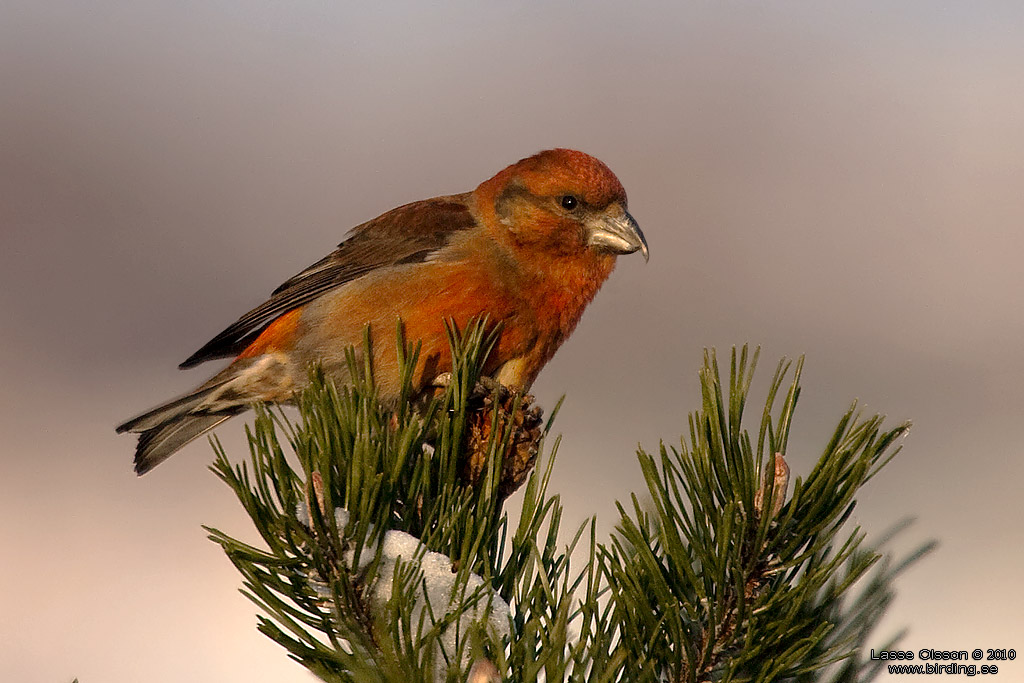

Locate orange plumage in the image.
[118,149,648,474]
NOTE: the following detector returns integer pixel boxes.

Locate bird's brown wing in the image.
[179,194,478,368]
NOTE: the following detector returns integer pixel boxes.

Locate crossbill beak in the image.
[587,205,649,261]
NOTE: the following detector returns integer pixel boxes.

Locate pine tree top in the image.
[205,321,932,682]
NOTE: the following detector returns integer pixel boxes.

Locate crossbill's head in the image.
[476,148,648,264]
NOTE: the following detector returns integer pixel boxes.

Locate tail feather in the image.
[116,386,220,434]
[118,384,241,475]
[132,412,238,474]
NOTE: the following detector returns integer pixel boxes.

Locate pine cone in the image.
[461,388,544,497]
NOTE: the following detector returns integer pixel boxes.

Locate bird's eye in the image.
[560,195,579,211]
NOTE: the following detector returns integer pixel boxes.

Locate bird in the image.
[117,148,648,474]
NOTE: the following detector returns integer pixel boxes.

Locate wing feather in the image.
[179,194,477,368]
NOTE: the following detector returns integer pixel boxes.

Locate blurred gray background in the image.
[3,1,1022,680]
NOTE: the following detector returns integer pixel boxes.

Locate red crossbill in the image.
[118,148,648,474]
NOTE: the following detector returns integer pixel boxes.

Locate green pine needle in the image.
[205,335,929,683]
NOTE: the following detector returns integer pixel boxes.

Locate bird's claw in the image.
[431,372,453,388]
[472,375,509,401]
[431,372,511,401]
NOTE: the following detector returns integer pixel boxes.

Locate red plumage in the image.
[118,149,648,473]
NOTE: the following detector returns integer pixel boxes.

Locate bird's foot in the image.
[431,372,511,401]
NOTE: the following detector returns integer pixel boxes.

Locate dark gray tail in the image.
[117,386,241,475]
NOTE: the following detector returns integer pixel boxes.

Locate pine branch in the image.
[602,346,930,683]
[203,334,929,682]
[205,319,598,681]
